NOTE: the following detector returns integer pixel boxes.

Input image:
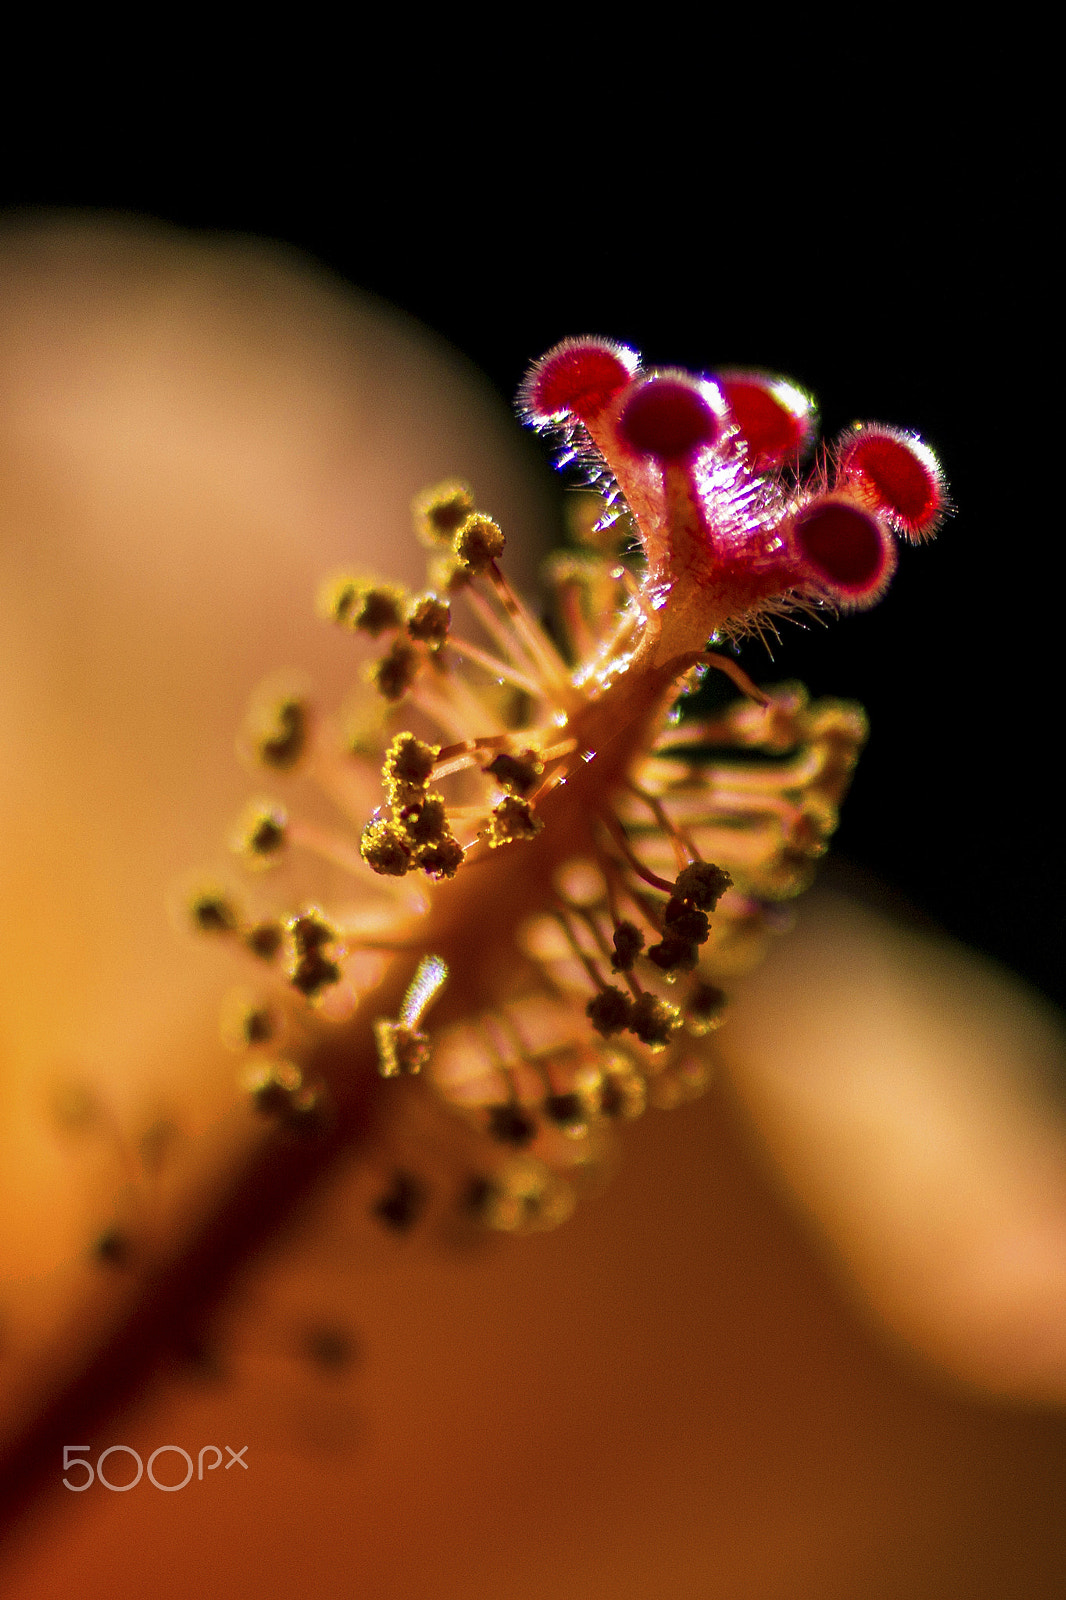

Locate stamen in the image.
[232,800,288,868]
[487,796,543,848]
[554,910,616,997]
[286,910,342,999]
[445,634,545,698]
[412,481,475,547]
[383,732,439,802]
[322,577,407,636]
[372,1170,428,1232]
[453,512,506,572]
[624,780,692,873]
[586,987,634,1038]
[243,689,310,771]
[286,818,368,877]
[674,861,732,910]
[598,809,676,895]
[699,653,772,706]
[244,920,284,962]
[684,980,729,1035]
[610,921,644,972]
[628,992,683,1051]
[373,954,449,1079]
[405,592,451,649]
[400,953,449,1029]
[188,889,239,936]
[483,748,545,798]
[371,638,421,701]
[482,561,573,696]
[242,1059,332,1137]
[430,734,511,783]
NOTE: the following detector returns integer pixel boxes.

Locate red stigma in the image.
[520,339,947,631]
[836,424,945,541]
[522,337,639,424]
[617,375,723,461]
[791,497,895,605]
[717,372,813,470]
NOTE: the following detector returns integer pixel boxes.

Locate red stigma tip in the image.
[521,337,639,424]
[617,374,723,461]
[836,424,945,541]
[791,496,895,606]
[716,372,813,470]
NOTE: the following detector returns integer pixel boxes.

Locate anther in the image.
[284,1081,333,1137]
[673,862,732,910]
[383,732,439,804]
[221,994,278,1049]
[543,1091,589,1132]
[361,817,414,876]
[646,935,700,976]
[487,1104,538,1146]
[662,898,710,943]
[244,1058,304,1117]
[232,801,288,867]
[372,1170,428,1232]
[374,953,448,1074]
[373,1019,431,1077]
[332,579,408,635]
[487,795,543,847]
[483,748,544,798]
[453,512,506,572]
[93,1228,133,1268]
[400,793,449,847]
[586,986,633,1038]
[188,890,239,936]
[245,693,308,770]
[286,911,341,998]
[596,1056,647,1120]
[244,920,284,961]
[372,638,420,701]
[412,481,476,547]
[627,992,682,1050]
[413,835,465,878]
[684,980,728,1035]
[610,920,645,971]
[405,592,451,648]
[240,1005,275,1046]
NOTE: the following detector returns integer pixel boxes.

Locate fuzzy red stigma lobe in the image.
[716,372,813,470]
[836,423,945,541]
[617,375,724,461]
[790,496,895,606]
[521,336,640,424]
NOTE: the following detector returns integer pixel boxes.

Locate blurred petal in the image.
[718,885,1066,1398]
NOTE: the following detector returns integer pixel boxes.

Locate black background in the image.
[4,128,1058,1009]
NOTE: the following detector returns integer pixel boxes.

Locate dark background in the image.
[4,134,1058,1008]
